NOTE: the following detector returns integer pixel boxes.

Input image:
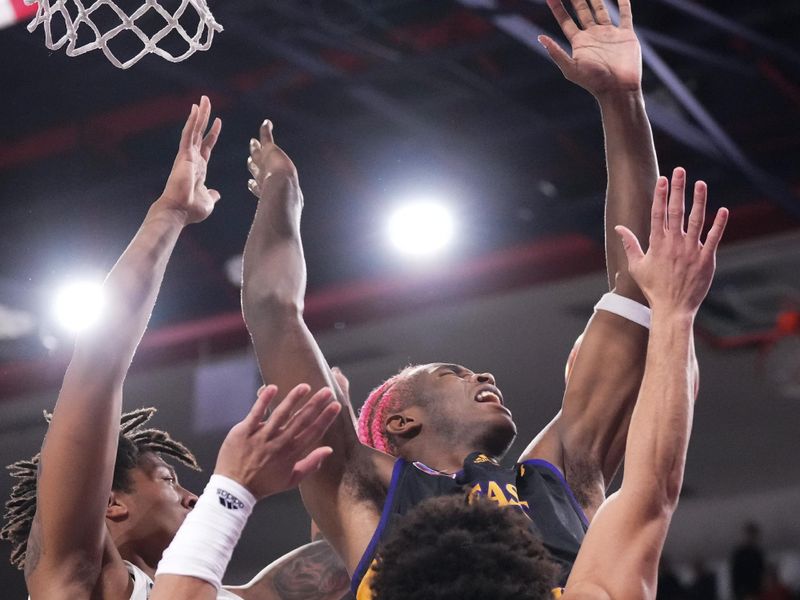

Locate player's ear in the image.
[106,491,130,522]
[385,407,422,440]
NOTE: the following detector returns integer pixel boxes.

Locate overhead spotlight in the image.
[388,201,455,258]
[53,280,105,333]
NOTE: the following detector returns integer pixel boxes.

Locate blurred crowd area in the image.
[660,523,800,600]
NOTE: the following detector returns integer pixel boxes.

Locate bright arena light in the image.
[53,281,106,333]
[388,201,455,257]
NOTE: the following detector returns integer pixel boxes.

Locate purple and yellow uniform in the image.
[352,452,587,599]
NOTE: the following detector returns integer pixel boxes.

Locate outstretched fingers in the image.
[290,404,341,466]
[194,96,211,147]
[685,181,707,243]
[702,207,729,256]
[546,0,580,39]
[283,388,337,440]
[201,117,222,162]
[667,167,687,234]
[614,225,645,269]
[568,0,596,28]
[587,0,612,25]
[286,400,341,486]
[538,35,576,77]
[259,119,274,148]
[267,383,312,430]
[288,446,334,488]
[650,176,669,238]
[618,0,633,28]
[247,156,260,181]
[242,385,279,433]
[248,137,262,198]
[179,104,198,153]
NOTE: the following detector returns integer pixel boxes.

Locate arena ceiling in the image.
[0,0,798,371]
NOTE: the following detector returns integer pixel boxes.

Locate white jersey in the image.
[126,561,244,600]
[26,560,245,599]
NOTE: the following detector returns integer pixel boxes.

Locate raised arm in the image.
[520,0,657,513]
[241,122,393,574]
[563,171,728,600]
[27,98,221,594]
[540,0,656,289]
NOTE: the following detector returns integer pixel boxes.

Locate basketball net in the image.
[24,0,223,69]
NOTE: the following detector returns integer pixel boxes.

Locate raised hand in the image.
[159,96,222,224]
[214,384,341,500]
[247,119,298,198]
[615,168,729,315]
[540,0,641,97]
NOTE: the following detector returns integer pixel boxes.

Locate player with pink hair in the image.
[242,1,677,597]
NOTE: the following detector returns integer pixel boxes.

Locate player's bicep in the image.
[556,311,647,485]
[300,448,394,576]
[34,366,122,569]
[564,490,669,600]
[249,315,362,465]
[517,414,564,471]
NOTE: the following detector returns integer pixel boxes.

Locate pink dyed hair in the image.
[357,368,417,455]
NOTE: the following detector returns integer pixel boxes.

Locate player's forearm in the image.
[36,200,188,562]
[242,172,306,317]
[599,90,657,301]
[622,309,695,507]
[240,171,334,405]
[72,199,186,373]
[241,174,360,464]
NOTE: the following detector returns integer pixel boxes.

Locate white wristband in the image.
[156,474,257,589]
[594,292,651,329]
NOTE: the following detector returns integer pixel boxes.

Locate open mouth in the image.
[474,387,503,406]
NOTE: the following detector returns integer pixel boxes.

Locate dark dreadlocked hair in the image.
[369,495,559,600]
[1,407,200,570]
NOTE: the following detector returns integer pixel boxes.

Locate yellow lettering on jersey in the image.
[468,483,483,502]
[468,481,528,509]
[505,483,530,508]
[486,480,510,504]
[552,587,564,598]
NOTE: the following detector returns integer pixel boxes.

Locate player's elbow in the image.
[627,470,683,518]
[241,279,304,327]
[662,470,684,509]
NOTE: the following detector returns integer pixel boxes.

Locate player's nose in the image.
[181,487,198,509]
[475,372,496,385]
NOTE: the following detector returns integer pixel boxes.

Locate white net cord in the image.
[24,0,223,69]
